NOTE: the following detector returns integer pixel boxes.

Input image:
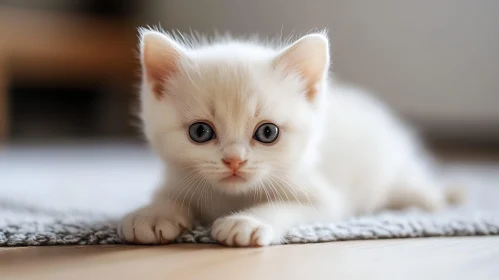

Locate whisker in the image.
[196,177,208,211]
[264,177,286,210]
[272,171,317,212]
[175,163,204,172]
[259,180,274,209]
[205,180,212,211]
[268,175,293,208]
[170,169,200,205]
[273,170,319,197]
[272,174,304,208]
[179,172,204,213]
[186,172,206,216]
[253,184,259,205]
[170,170,198,207]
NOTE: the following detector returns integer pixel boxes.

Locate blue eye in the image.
[254,123,279,144]
[189,122,216,143]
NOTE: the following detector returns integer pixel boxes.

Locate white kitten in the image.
[119,29,463,247]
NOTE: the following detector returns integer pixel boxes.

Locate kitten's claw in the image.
[212,216,274,247]
[119,208,189,245]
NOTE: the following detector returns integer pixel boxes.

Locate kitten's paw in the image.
[119,207,189,245]
[211,216,275,247]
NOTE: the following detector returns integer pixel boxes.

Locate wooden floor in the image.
[1,237,498,280]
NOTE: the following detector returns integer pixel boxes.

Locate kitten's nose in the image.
[222,157,247,171]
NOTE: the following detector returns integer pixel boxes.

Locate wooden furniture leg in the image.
[0,59,8,142]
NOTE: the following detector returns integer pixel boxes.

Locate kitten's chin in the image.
[215,175,256,195]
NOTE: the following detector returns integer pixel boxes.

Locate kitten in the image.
[119,28,463,247]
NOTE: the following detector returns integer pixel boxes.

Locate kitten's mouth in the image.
[220,173,247,183]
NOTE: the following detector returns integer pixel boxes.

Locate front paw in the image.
[119,207,190,245]
[211,216,275,247]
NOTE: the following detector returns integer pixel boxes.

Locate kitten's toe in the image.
[119,211,186,244]
[154,219,185,244]
[212,216,274,247]
[119,213,156,244]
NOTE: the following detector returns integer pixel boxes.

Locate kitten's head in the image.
[139,29,330,195]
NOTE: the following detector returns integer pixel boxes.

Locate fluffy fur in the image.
[119,29,463,247]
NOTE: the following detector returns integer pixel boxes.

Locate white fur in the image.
[119,29,460,247]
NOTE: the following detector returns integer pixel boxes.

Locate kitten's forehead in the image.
[174,59,303,142]
[200,63,263,140]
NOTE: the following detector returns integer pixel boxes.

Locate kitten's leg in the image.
[119,198,192,244]
[386,180,465,212]
[385,183,446,212]
[211,187,345,247]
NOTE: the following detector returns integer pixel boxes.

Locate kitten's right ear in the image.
[140,29,185,99]
[273,33,329,102]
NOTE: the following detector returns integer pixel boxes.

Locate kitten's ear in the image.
[274,33,330,101]
[140,29,185,99]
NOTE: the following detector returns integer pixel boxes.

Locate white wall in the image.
[143,0,499,137]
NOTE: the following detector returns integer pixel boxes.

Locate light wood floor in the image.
[1,237,498,280]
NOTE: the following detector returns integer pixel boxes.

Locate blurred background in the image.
[1,0,498,149]
[0,0,497,217]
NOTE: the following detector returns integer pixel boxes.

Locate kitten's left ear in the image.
[274,33,330,101]
[139,28,186,99]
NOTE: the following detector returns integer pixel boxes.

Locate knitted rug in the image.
[1,201,498,246]
[1,145,498,246]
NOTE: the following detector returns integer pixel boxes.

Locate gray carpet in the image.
[1,201,499,246]
[1,144,499,246]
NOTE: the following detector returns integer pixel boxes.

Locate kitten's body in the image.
[119,30,462,246]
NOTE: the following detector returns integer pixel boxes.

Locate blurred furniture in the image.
[0,7,137,141]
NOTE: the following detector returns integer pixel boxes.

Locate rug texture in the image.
[1,193,499,246]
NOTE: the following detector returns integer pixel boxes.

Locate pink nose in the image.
[222,157,247,171]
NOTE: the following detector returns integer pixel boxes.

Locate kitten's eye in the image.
[254,123,279,144]
[189,122,216,143]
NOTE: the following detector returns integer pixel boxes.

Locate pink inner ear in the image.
[276,59,322,102]
[146,60,178,99]
[303,69,322,102]
[142,38,180,99]
[274,35,329,102]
